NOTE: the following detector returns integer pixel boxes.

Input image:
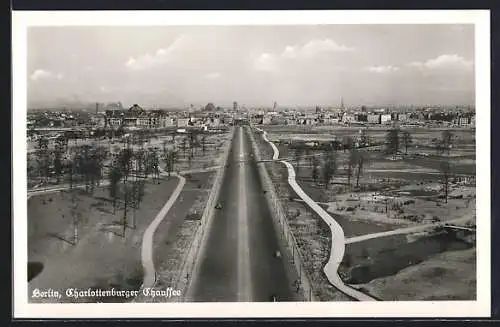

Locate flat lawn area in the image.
[28,176,179,303]
[340,233,474,290]
[167,132,231,172]
[151,172,215,301]
[262,125,475,149]
[357,247,476,300]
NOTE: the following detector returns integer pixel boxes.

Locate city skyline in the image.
[28,25,475,108]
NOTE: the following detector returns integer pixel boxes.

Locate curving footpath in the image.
[137,172,186,297]
[255,127,377,301]
[346,215,472,244]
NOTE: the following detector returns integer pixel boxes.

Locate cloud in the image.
[366,65,400,73]
[204,72,221,79]
[281,38,354,59]
[253,53,278,71]
[253,38,353,72]
[408,54,473,71]
[30,69,63,81]
[125,35,186,70]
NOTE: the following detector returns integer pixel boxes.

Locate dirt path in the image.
[345,216,473,244]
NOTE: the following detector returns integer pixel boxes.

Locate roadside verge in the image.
[248,126,316,301]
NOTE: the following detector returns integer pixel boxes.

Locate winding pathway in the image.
[138,172,186,292]
[255,127,377,301]
[345,215,472,244]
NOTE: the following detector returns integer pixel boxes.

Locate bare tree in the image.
[201,134,208,154]
[355,152,365,188]
[122,180,130,237]
[188,130,200,159]
[36,136,50,184]
[69,191,83,245]
[342,136,354,153]
[441,130,454,155]
[165,150,177,176]
[401,130,413,155]
[171,132,177,145]
[359,128,371,147]
[108,161,122,214]
[385,126,400,159]
[346,147,359,187]
[322,151,337,189]
[53,143,63,184]
[311,155,320,184]
[150,149,160,183]
[293,146,304,175]
[440,159,453,203]
[181,137,188,156]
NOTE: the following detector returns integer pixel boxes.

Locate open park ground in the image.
[255,124,476,301]
[27,128,230,303]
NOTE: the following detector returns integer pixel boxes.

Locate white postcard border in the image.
[12,9,491,318]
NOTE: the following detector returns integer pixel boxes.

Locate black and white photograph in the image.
[12,10,491,318]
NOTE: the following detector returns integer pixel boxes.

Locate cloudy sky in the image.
[27,25,474,108]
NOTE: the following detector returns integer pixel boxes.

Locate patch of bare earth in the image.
[263,160,350,301]
[151,172,216,302]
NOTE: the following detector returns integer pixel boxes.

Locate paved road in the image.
[187,126,296,302]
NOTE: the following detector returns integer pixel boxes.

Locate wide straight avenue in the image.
[186,126,297,302]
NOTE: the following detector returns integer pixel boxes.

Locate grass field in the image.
[28,176,179,303]
[356,247,476,300]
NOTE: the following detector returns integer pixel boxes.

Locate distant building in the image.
[161,116,175,127]
[90,114,106,127]
[367,114,380,124]
[205,103,216,111]
[397,113,408,122]
[381,114,392,124]
[342,113,356,124]
[326,116,340,124]
[262,116,272,125]
[177,118,190,127]
[355,113,367,122]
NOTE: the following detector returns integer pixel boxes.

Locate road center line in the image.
[237,127,253,302]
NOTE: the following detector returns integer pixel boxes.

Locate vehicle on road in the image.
[274,250,281,258]
[270,294,277,302]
